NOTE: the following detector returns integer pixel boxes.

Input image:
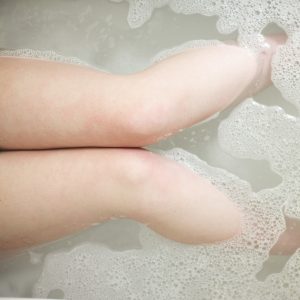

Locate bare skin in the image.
[0,149,240,250]
[0,35,293,252]
[0,44,262,150]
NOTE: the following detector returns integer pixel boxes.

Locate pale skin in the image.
[1,34,297,254]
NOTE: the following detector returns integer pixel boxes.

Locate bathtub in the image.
[0,0,295,299]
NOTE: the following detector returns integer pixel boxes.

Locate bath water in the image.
[0,0,300,299]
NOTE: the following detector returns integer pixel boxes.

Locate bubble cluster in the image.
[219,99,300,219]
[0,48,87,66]
[272,32,300,111]
[151,39,223,63]
[116,0,299,35]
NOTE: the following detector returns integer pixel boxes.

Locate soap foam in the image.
[151,39,223,63]
[219,99,300,219]
[115,1,299,35]
[0,48,87,66]
[272,32,300,111]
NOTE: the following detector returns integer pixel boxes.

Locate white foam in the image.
[219,99,300,219]
[0,48,87,66]
[151,39,223,63]
[272,32,300,111]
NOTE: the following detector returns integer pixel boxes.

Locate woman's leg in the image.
[2,148,299,254]
[0,148,240,251]
[0,36,285,150]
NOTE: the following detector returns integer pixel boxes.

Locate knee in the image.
[122,99,171,146]
[117,149,242,244]
[118,74,172,146]
[116,149,161,188]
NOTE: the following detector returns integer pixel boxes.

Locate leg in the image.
[0,36,285,150]
[271,218,300,255]
[0,149,240,251]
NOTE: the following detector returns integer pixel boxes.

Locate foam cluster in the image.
[116,0,299,35]
[151,39,222,63]
[272,31,300,111]
[0,48,87,66]
[219,99,300,219]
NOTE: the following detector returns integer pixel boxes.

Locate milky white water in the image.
[0,0,300,299]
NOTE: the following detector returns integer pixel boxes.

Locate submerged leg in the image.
[0,148,240,251]
[0,36,285,149]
